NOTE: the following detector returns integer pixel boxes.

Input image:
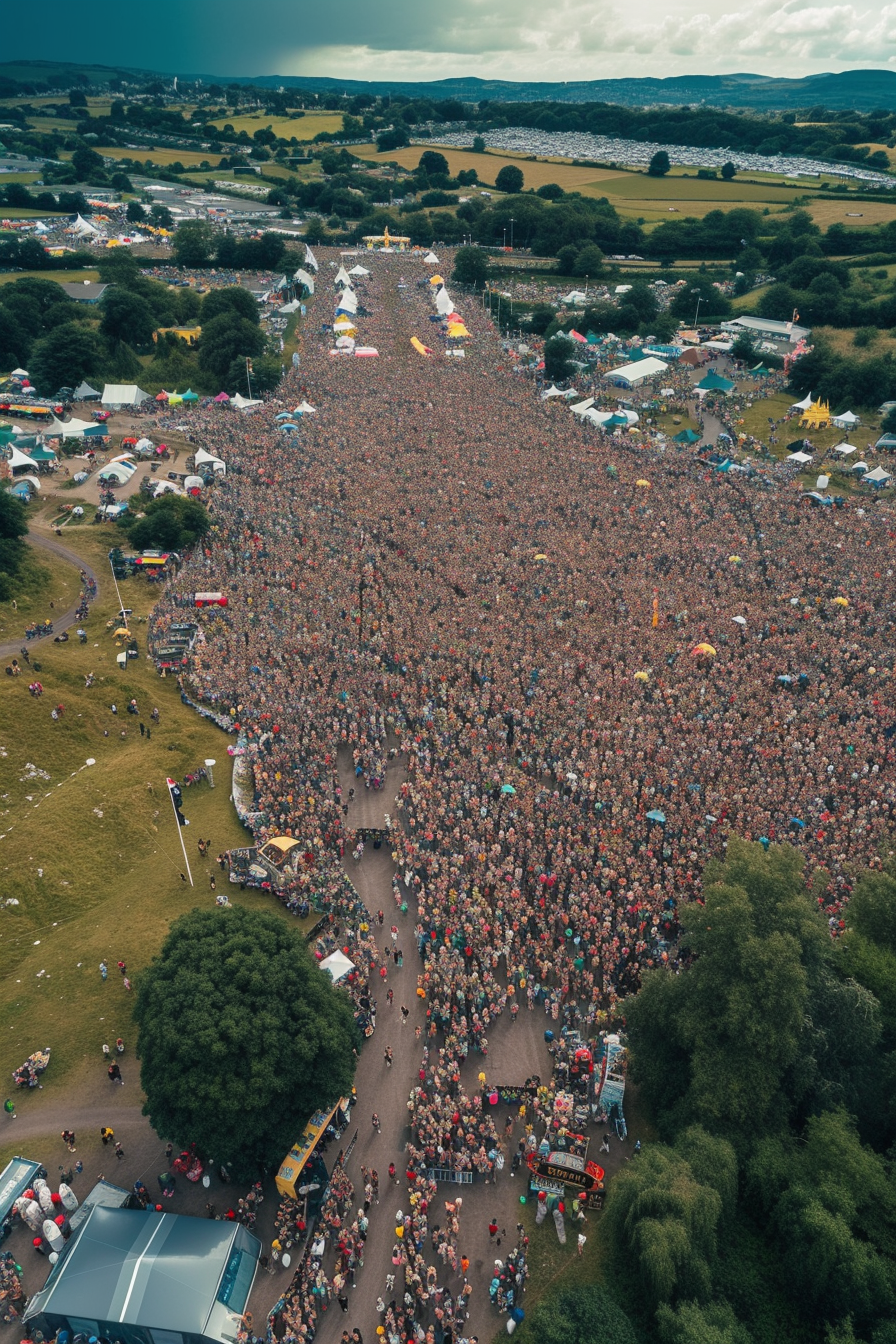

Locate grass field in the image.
[0,547,75,643]
[1,207,66,219]
[0,519,277,1096]
[93,145,225,168]
[0,268,100,286]
[206,112,343,141]
[0,172,41,185]
[353,143,622,190]
[803,198,896,228]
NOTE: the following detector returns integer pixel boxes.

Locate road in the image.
[0,531,100,660]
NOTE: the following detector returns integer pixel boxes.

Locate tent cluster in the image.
[413,272,472,357]
[329,262,377,359]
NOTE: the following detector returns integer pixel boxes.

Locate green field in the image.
[206,111,343,141]
[0,520,279,1096]
[0,268,100,286]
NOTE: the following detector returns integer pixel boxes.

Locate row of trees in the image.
[592,840,896,1344]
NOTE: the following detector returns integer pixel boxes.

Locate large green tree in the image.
[101,290,157,347]
[202,286,260,326]
[530,1285,637,1344]
[495,164,524,193]
[124,493,211,552]
[29,323,104,395]
[0,490,30,602]
[172,220,215,268]
[134,907,357,1176]
[198,312,266,386]
[452,246,490,288]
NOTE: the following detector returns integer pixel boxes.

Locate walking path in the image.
[0,530,101,659]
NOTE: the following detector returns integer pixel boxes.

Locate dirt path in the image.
[0,531,101,659]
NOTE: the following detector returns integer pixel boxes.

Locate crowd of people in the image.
[150,244,896,1340]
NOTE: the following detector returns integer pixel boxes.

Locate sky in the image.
[6,0,896,83]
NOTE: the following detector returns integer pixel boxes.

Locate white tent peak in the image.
[304,245,318,271]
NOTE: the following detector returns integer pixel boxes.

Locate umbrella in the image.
[214,392,230,402]
[691,643,717,657]
[833,596,849,607]
[732,616,747,626]
[501,784,516,795]
[646,809,666,823]
[275,412,295,420]
[155,391,169,402]
[789,817,806,828]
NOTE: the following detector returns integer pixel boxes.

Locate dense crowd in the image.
[152,245,896,1335]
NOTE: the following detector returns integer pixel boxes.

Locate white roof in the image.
[47,416,98,438]
[790,392,813,410]
[294,269,315,293]
[6,445,35,469]
[320,950,355,983]
[570,398,595,415]
[833,410,858,424]
[435,289,454,314]
[135,437,153,451]
[334,266,352,287]
[293,401,316,415]
[336,290,358,313]
[194,448,225,466]
[348,265,370,276]
[788,451,813,464]
[606,357,669,384]
[832,443,857,456]
[864,466,891,483]
[423,251,439,263]
[817,475,830,489]
[102,384,149,407]
[304,245,318,271]
[561,290,587,304]
[541,385,565,399]
[279,300,300,314]
[584,409,615,424]
[232,393,263,410]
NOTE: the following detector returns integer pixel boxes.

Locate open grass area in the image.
[1,207,65,219]
[354,143,621,192]
[0,172,41,185]
[0,545,75,642]
[0,519,299,1098]
[803,198,896,228]
[95,145,225,168]
[0,267,100,286]
[207,112,343,140]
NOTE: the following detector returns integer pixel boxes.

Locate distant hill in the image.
[1,60,895,111]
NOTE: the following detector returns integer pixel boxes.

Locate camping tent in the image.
[679,348,702,367]
[832,410,858,428]
[560,290,587,305]
[423,252,439,263]
[73,381,101,400]
[194,448,226,475]
[673,429,701,443]
[876,434,896,451]
[320,950,355,983]
[98,461,136,483]
[605,357,669,386]
[102,385,149,408]
[46,416,99,439]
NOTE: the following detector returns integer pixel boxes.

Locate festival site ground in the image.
[4,243,896,1344]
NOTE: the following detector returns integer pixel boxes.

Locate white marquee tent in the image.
[604,357,669,386]
[102,385,149,408]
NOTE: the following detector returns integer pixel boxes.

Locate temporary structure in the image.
[101,384,149,408]
[73,381,101,400]
[832,443,857,456]
[604,357,669,386]
[435,289,454,315]
[292,402,316,415]
[423,251,439,263]
[304,245,318,271]
[832,410,858,427]
[570,399,595,415]
[864,466,892,484]
[541,385,565,399]
[232,393,263,410]
[294,269,315,294]
[320,950,355,983]
[787,451,813,464]
[334,265,352,288]
[348,265,370,277]
[695,370,735,393]
[790,391,813,411]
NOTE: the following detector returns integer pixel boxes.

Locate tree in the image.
[649,150,671,177]
[472,136,486,153]
[202,286,260,326]
[150,204,174,230]
[537,182,564,200]
[172,220,215,268]
[543,333,575,382]
[69,89,87,108]
[452,246,489,288]
[126,200,147,223]
[419,150,449,177]
[882,407,896,436]
[657,1301,752,1344]
[376,127,410,152]
[530,1285,637,1344]
[29,323,104,395]
[198,312,266,386]
[134,907,357,1177]
[125,495,209,552]
[0,489,29,602]
[602,1134,728,1308]
[495,164,524,194]
[226,353,281,396]
[71,146,105,181]
[574,243,605,278]
[731,333,757,363]
[101,290,156,347]
[721,161,737,180]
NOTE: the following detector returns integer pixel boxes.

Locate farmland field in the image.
[92,145,225,168]
[0,268,100,286]
[206,111,343,140]
[352,142,623,189]
[803,198,896,228]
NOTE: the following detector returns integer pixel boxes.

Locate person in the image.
[116,1038,125,1054]
[372,1113,381,1132]
[165,1142,174,1164]
[61,1130,76,1152]
[577,1233,587,1256]
[108,1063,123,1085]
[101,1127,114,1145]
[99,961,108,980]
[3,1098,15,1119]
[114,1142,125,1160]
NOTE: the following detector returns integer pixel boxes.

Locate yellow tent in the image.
[447,323,471,338]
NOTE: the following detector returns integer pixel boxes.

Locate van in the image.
[0,1156,47,1241]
